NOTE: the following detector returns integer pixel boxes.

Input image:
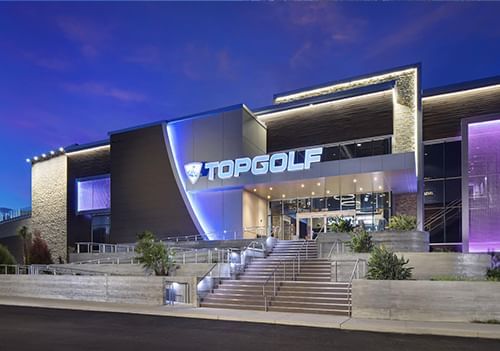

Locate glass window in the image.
[322,145,340,162]
[372,138,391,156]
[270,201,282,216]
[311,197,326,212]
[445,208,462,243]
[340,143,356,160]
[340,194,356,210]
[425,208,445,243]
[445,179,461,205]
[358,193,375,212]
[91,215,110,243]
[283,199,297,216]
[376,192,390,209]
[444,141,461,178]
[354,142,373,158]
[326,196,340,211]
[77,176,110,212]
[424,180,444,207]
[424,143,444,179]
[297,198,311,212]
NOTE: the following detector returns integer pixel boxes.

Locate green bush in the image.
[136,231,176,276]
[367,246,413,280]
[388,215,417,231]
[486,267,500,281]
[349,228,374,253]
[330,216,354,233]
[0,244,16,265]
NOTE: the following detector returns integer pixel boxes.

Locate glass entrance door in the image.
[296,210,356,239]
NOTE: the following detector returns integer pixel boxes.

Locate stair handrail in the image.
[347,258,367,316]
[261,239,308,311]
[197,263,221,305]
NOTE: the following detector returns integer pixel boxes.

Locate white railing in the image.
[327,241,349,258]
[0,264,108,276]
[347,258,367,316]
[75,242,136,254]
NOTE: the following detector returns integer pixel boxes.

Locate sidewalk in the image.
[1,296,499,340]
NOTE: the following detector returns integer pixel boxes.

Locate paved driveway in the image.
[0,305,498,351]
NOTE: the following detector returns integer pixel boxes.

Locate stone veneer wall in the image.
[31,155,67,262]
[393,193,417,217]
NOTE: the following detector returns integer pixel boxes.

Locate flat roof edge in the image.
[423,75,500,97]
[273,63,421,101]
[65,139,110,153]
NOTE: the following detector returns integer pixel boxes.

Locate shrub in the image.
[388,215,417,231]
[330,216,354,233]
[486,267,500,281]
[136,231,175,276]
[367,246,413,280]
[29,230,53,264]
[349,228,374,253]
[0,244,16,265]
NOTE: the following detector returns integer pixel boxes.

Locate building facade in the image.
[1,64,500,261]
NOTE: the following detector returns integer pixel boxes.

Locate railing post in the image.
[183,253,186,264]
[195,250,198,264]
[273,272,276,296]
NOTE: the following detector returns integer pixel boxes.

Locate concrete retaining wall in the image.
[318,231,429,256]
[0,275,165,305]
[329,253,490,281]
[352,280,500,322]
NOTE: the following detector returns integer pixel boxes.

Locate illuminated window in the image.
[77,176,110,212]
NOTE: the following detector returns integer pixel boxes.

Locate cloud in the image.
[124,45,163,65]
[365,5,463,59]
[63,82,147,103]
[33,57,72,71]
[179,44,239,81]
[278,3,365,45]
[56,16,112,58]
[289,41,313,69]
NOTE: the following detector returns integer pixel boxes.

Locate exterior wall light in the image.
[26,158,31,163]
[59,147,64,152]
[50,150,55,155]
[33,156,38,161]
[41,153,47,158]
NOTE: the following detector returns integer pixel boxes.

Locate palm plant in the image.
[349,228,374,253]
[388,215,417,231]
[135,231,175,276]
[17,225,31,265]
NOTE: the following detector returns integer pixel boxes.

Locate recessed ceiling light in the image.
[374,177,378,181]
[253,188,257,192]
[267,195,271,199]
[59,147,64,152]
[359,187,363,191]
[33,156,38,161]
[41,153,47,158]
[300,184,305,188]
[26,158,31,163]
[282,194,286,198]
[378,185,383,190]
[311,191,315,196]
[317,182,321,186]
[357,143,362,147]
[269,187,273,191]
[326,190,331,194]
[353,179,357,183]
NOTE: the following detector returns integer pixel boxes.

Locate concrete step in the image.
[267,305,349,316]
[200,302,265,311]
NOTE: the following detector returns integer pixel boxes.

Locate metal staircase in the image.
[199,240,351,315]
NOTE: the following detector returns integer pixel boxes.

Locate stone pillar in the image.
[31,155,68,262]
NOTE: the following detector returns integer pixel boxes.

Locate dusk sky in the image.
[1,2,500,209]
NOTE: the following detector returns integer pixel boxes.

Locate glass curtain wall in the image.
[424,141,462,246]
[270,191,391,239]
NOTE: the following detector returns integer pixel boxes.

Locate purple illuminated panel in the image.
[77,177,111,212]
[468,119,500,252]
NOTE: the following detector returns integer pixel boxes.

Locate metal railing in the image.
[75,242,136,254]
[327,241,349,258]
[0,264,108,276]
[262,239,311,311]
[330,258,367,282]
[0,208,31,224]
[347,258,367,316]
[197,263,223,305]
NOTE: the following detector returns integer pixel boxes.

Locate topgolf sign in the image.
[184,147,323,184]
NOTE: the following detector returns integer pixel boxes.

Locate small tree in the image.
[29,230,53,264]
[388,215,417,231]
[367,246,413,280]
[17,225,31,265]
[0,244,16,265]
[330,216,354,233]
[135,231,175,276]
[349,228,374,253]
